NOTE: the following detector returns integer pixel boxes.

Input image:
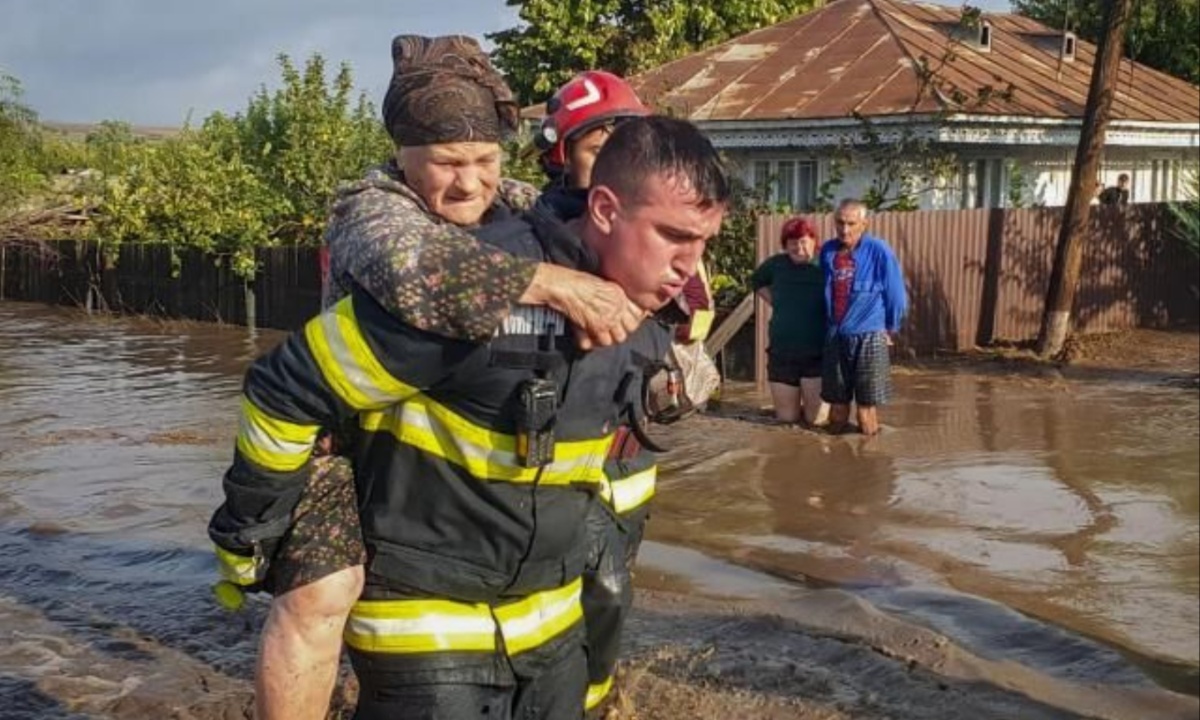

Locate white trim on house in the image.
[698,114,1200,150]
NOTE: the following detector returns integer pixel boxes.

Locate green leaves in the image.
[489,0,820,105]
[84,53,391,278]
[707,174,774,307]
[90,129,284,275]
[1,73,51,212]
[1167,170,1199,258]
[1013,0,1199,84]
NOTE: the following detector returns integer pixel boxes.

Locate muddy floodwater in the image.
[0,301,1197,720]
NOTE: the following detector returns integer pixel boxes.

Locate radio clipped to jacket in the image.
[515,378,558,468]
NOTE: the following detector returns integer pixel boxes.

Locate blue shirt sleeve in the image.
[881,242,907,333]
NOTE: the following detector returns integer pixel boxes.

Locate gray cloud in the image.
[0,0,519,125]
[1,0,1010,127]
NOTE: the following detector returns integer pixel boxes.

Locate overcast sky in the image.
[1,0,1013,127]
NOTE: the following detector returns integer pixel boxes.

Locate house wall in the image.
[726,149,961,212]
[962,146,1197,208]
[724,145,1197,212]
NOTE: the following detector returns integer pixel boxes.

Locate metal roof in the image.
[618,0,1200,124]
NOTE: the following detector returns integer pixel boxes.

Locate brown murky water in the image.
[1,302,1197,718]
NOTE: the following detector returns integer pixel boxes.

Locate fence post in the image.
[976,208,1006,346]
[244,279,257,333]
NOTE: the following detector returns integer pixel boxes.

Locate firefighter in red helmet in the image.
[532,71,718,717]
[537,70,650,190]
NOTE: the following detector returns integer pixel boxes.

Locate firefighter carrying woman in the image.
[209,33,725,720]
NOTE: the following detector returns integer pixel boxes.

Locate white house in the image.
[624,0,1200,210]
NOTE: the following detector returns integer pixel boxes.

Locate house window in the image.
[749,158,819,210]
[1062,32,1077,61]
[960,158,1004,208]
[979,22,992,51]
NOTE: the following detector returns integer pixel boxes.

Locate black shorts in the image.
[767,349,823,387]
[821,332,892,406]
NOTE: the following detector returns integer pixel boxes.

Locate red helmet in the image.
[536,70,649,170]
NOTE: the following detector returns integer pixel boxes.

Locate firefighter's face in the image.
[565,125,612,189]
[399,143,501,226]
[587,172,725,311]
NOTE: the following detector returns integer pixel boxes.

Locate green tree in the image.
[706,175,775,306]
[84,120,142,175]
[489,0,820,104]
[89,53,391,277]
[1013,0,1200,84]
[0,73,47,211]
[202,53,391,245]
[90,130,287,276]
[1167,169,1199,259]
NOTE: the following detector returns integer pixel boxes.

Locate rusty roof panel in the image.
[624,0,1199,124]
[878,0,1199,121]
[735,3,898,118]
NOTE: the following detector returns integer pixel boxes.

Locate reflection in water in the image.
[0,304,281,541]
[651,370,1199,688]
[1,301,1197,703]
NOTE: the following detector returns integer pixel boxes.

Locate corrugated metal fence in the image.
[755,204,1198,388]
[2,204,1195,369]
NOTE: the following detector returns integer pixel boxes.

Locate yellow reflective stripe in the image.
[494,577,583,656]
[344,579,582,656]
[598,477,614,505]
[688,308,715,342]
[345,598,497,654]
[585,675,615,711]
[214,544,259,586]
[688,262,714,341]
[608,466,658,514]
[360,398,611,486]
[305,297,418,410]
[235,396,319,472]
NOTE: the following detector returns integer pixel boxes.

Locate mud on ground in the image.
[603,588,1198,720]
[904,328,1200,387]
[5,584,1195,720]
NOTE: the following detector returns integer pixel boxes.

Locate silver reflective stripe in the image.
[362,400,609,485]
[496,587,578,641]
[236,397,316,472]
[347,613,496,639]
[305,298,416,410]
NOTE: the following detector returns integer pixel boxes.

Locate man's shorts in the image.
[266,454,367,595]
[767,348,823,387]
[821,331,892,407]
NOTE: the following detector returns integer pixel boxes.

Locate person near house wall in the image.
[819,199,907,436]
[1098,173,1131,205]
[751,216,828,426]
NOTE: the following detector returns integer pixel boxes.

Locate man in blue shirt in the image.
[819,199,907,435]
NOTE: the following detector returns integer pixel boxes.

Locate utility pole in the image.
[1036,0,1134,358]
